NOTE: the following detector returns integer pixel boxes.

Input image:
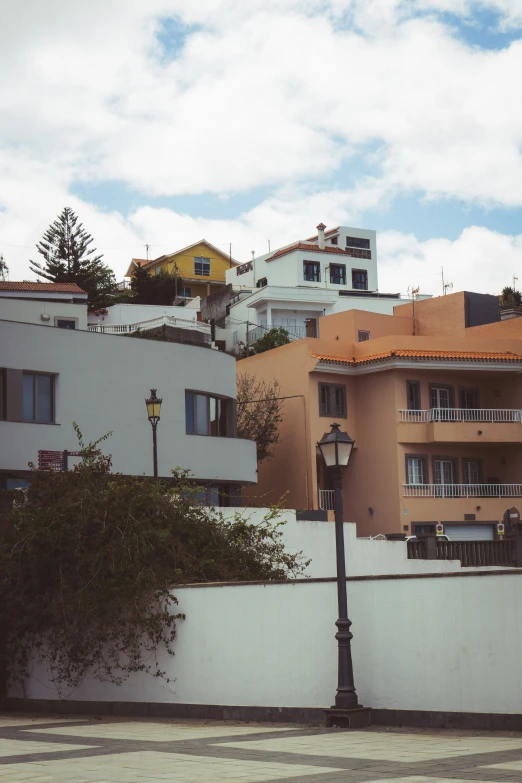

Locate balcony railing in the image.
[247,323,311,343]
[345,247,371,260]
[399,408,522,423]
[403,483,522,498]
[319,489,335,510]
[88,315,211,339]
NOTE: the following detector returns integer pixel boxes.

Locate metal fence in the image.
[407,537,516,567]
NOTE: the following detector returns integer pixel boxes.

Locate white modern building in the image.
[87,301,202,328]
[218,224,429,351]
[0,319,257,502]
[0,282,88,330]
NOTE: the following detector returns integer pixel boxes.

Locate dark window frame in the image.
[194,256,211,276]
[351,269,368,290]
[22,371,55,424]
[54,317,77,329]
[0,368,5,420]
[329,263,346,285]
[358,330,370,342]
[256,277,267,288]
[346,236,370,250]
[406,380,421,410]
[318,382,347,418]
[185,390,233,438]
[431,455,459,485]
[405,453,429,485]
[330,236,338,245]
[303,261,321,282]
[412,523,437,535]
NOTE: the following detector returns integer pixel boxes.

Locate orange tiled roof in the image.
[268,242,352,262]
[0,281,87,294]
[311,348,522,366]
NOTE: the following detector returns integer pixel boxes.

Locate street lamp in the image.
[317,422,370,728]
[145,389,162,480]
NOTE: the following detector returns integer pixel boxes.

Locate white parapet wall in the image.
[10,508,522,717]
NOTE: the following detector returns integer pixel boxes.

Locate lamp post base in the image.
[324,706,372,729]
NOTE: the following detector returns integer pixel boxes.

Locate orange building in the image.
[239,292,522,540]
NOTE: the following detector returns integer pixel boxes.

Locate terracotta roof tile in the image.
[0,281,87,294]
[268,242,352,262]
[310,348,522,366]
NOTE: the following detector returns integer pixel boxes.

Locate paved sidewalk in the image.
[1,713,522,782]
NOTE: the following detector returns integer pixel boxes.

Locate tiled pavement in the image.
[2,713,522,782]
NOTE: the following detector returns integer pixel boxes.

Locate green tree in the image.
[29,207,117,310]
[252,327,291,354]
[0,427,305,695]
[237,374,284,463]
[501,286,522,310]
[0,254,8,281]
[130,264,187,305]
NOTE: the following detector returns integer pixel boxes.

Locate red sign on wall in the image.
[37,450,66,471]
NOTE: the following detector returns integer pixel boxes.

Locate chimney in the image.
[317,223,326,250]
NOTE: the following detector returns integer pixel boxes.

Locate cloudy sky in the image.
[1,0,522,297]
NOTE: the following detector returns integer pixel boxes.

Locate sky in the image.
[1,0,522,298]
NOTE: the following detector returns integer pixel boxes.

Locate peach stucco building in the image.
[239,292,522,539]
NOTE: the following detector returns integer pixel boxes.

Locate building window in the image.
[460,388,479,409]
[330,236,338,245]
[318,383,347,417]
[413,523,436,535]
[463,459,481,485]
[22,373,54,423]
[179,286,191,298]
[154,266,161,276]
[256,277,267,288]
[303,261,320,282]
[433,458,457,485]
[55,318,76,329]
[352,269,368,290]
[185,391,230,436]
[430,385,454,415]
[194,257,211,276]
[346,236,370,249]
[406,456,427,485]
[358,330,370,342]
[329,264,346,285]
[233,331,239,345]
[406,380,421,410]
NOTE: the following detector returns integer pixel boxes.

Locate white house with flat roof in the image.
[218,224,429,351]
[0,319,256,502]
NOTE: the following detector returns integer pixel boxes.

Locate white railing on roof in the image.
[399,408,522,423]
[402,483,522,498]
[88,315,211,336]
[319,489,335,510]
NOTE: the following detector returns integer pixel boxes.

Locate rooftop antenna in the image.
[514,274,519,290]
[268,239,271,253]
[441,266,453,295]
[411,286,420,335]
[145,244,150,261]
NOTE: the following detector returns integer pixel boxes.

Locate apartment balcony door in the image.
[433,459,455,497]
[430,386,451,421]
[305,318,317,338]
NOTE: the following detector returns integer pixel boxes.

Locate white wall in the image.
[0,319,256,484]
[88,303,197,325]
[16,572,522,715]
[0,298,88,330]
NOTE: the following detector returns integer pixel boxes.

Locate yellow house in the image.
[125,240,239,300]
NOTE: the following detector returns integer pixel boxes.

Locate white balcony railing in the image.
[319,489,335,510]
[399,408,522,423]
[402,483,522,498]
[88,315,211,337]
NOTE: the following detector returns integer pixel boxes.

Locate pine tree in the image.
[29,207,117,309]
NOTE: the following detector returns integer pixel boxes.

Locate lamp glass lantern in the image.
[145,389,162,425]
[317,423,354,468]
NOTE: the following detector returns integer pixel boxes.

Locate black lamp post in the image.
[145,389,162,480]
[317,422,371,728]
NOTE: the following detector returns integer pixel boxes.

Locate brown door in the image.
[305,318,317,337]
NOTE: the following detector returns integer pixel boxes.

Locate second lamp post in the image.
[145,389,162,480]
[317,422,371,728]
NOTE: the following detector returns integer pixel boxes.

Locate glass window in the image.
[180,286,191,298]
[407,457,425,485]
[256,277,267,288]
[194,257,211,276]
[22,373,54,422]
[38,374,52,422]
[352,269,368,290]
[431,387,451,409]
[460,389,479,409]
[22,374,35,421]
[186,391,229,437]
[329,264,346,285]
[319,383,346,417]
[358,330,370,342]
[303,261,320,282]
[0,368,5,420]
[406,381,421,410]
[56,319,76,329]
[434,459,454,485]
[346,236,370,249]
[330,236,338,245]
[463,461,480,485]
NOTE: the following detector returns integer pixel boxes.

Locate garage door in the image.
[445,524,495,541]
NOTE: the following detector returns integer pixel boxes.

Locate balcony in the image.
[247,323,312,344]
[398,408,522,444]
[402,483,522,498]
